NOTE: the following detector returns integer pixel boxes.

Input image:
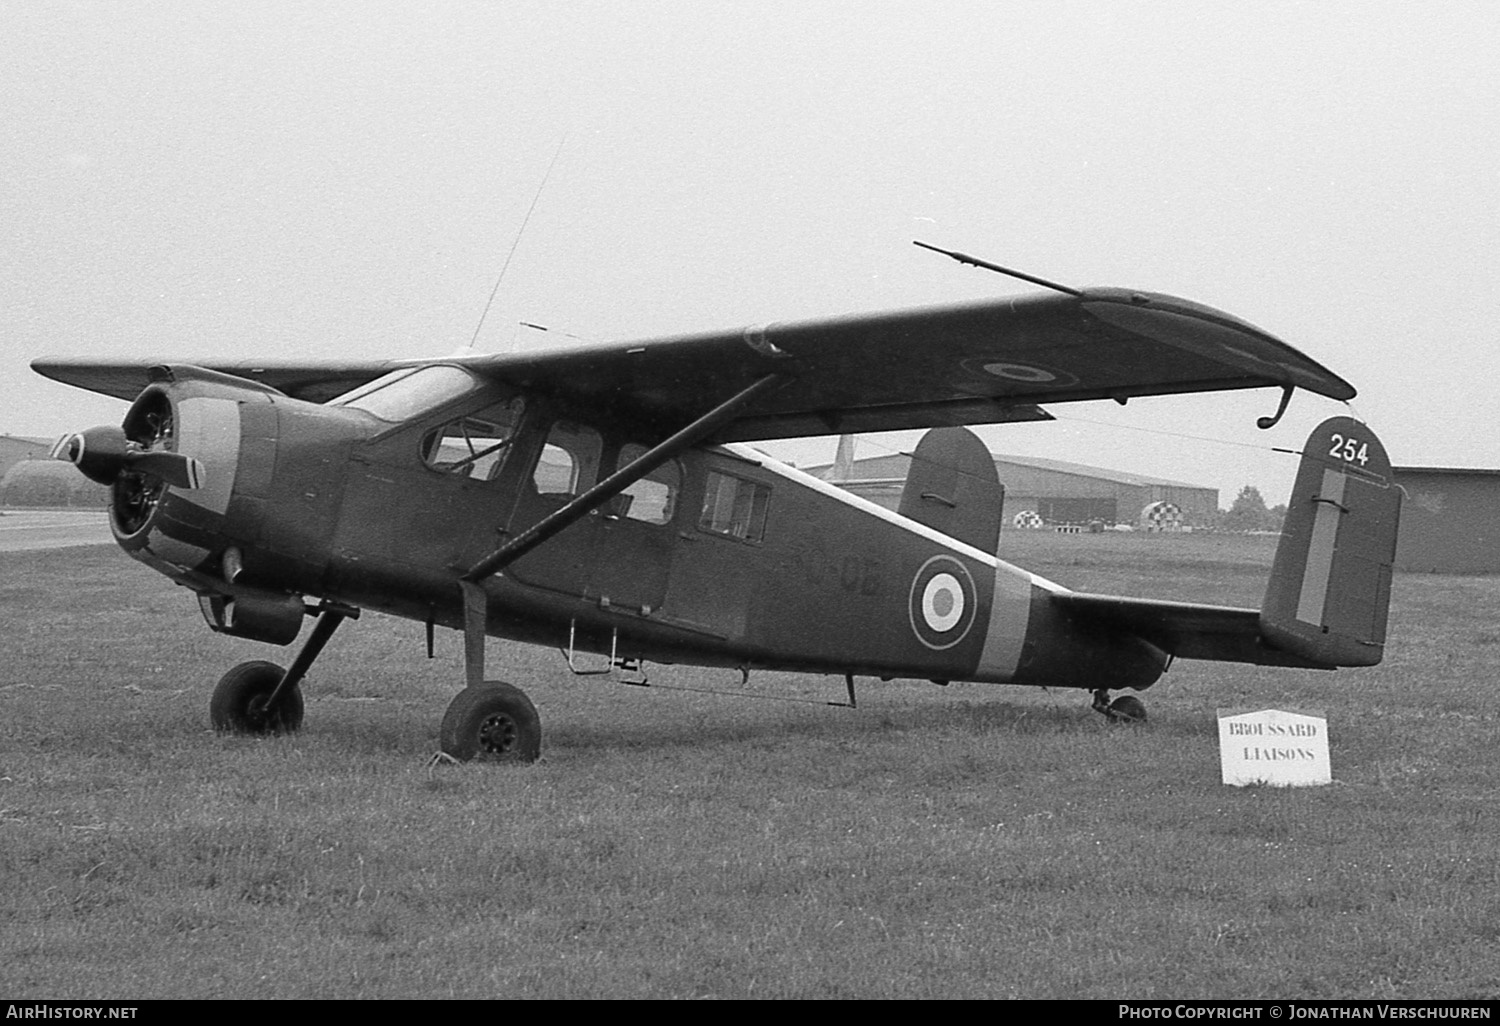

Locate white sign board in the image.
[1218,708,1331,787]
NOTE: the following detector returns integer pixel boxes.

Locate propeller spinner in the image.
[50,425,205,490]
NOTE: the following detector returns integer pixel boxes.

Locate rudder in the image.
[1260,417,1401,666]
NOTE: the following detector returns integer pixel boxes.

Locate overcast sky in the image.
[4,1,1496,504]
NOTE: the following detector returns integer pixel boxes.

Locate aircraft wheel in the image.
[440,683,541,763]
[1107,695,1147,723]
[210,660,305,735]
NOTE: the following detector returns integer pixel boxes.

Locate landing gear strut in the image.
[437,581,543,763]
[209,600,358,735]
[1092,688,1147,723]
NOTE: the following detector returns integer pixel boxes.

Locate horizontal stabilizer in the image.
[1052,416,1400,670]
[1052,593,1330,668]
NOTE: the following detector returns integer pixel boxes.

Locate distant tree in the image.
[1230,485,1267,514]
[1221,485,1274,532]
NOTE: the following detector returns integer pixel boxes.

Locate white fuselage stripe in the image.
[731,443,1062,593]
[729,444,1052,680]
[978,565,1034,681]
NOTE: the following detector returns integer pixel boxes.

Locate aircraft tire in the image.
[440,682,541,763]
[1106,695,1147,723]
[210,660,305,735]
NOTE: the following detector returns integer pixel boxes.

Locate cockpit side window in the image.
[616,443,680,525]
[534,420,603,497]
[421,397,524,481]
[332,365,478,422]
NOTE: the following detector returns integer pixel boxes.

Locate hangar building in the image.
[0,434,49,480]
[1,435,109,508]
[0,460,108,507]
[806,448,1219,528]
[1392,466,1500,574]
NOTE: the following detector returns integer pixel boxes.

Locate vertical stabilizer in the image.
[831,434,856,481]
[898,427,1004,554]
[1260,417,1401,666]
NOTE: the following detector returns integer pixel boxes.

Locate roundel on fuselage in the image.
[908,555,978,650]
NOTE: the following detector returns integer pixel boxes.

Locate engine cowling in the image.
[52,373,271,595]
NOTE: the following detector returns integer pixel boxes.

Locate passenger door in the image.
[585,442,680,613]
[506,418,604,598]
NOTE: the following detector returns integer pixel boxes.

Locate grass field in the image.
[2,535,1498,999]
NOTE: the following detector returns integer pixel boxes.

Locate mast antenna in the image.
[913,239,1081,297]
[467,136,568,352]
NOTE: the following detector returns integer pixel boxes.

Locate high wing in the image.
[33,287,1354,441]
[27,359,405,406]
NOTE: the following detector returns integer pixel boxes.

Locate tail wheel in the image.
[1107,695,1147,723]
[440,683,541,763]
[210,660,305,735]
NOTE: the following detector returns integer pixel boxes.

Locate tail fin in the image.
[899,427,1004,554]
[1260,416,1401,666]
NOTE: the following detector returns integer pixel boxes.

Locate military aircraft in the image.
[33,254,1401,761]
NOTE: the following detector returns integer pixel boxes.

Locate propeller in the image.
[50,425,205,490]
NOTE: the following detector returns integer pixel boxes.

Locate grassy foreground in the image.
[2,536,1498,999]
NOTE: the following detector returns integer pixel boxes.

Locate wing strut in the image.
[454,372,791,684]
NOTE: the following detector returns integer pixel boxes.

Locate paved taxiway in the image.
[0,510,113,551]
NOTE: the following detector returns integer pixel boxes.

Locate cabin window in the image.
[535,420,603,496]
[420,397,523,481]
[614,444,680,525]
[699,471,770,542]
[332,365,478,421]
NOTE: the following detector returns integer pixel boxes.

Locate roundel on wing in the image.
[958,357,1080,389]
[908,555,979,650]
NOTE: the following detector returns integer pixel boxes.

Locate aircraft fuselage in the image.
[111,368,1169,694]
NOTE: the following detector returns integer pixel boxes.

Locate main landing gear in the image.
[207,597,544,763]
[439,683,542,763]
[1092,688,1147,724]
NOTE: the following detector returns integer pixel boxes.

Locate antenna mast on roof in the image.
[913,240,1082,297]
[466,136,568,352]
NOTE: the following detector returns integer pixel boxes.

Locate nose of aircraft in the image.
[52,384,246,569]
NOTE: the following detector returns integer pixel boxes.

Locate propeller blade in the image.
[126,450,205,490]
[48,433,81,463]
